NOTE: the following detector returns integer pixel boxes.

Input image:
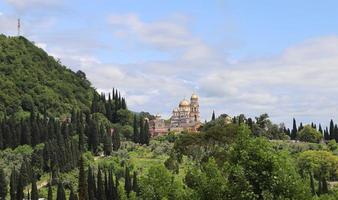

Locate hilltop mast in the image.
[17,18,20,36]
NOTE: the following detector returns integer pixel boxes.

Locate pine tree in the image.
[211,111,216,121]
[124,167,132,196]
[48,183,53,200]
[291,118,297,140]
[56,182,66,200]
[133,115,139,143]
[0,168,7,200]
[103,131,112,156]
[78,156,88,200]
[112,130,120,151]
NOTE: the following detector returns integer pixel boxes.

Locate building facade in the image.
[149,93,201,136]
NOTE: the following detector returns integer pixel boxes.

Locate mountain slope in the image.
[0,35,95,117]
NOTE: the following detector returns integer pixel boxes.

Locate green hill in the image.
[0,35,94,118]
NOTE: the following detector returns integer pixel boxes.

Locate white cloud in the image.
[4,0,62,11]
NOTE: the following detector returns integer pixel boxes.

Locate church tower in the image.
[190,93,200,122]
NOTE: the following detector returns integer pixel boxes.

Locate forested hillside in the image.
[0,35,94,118]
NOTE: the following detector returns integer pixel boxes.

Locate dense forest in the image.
[2,35,338,200]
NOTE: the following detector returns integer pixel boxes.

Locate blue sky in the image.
[1,0,338,127]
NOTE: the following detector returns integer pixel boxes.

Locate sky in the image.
[1,0,338,127]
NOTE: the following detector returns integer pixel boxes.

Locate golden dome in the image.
[191,93,198,99]
[179,99,190,107]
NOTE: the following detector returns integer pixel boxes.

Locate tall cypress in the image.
[16,171,24,200]
[132,171,139,195]
[0,168,7,200]
[69,187,78,200]
[103,132,112,156]
[291,118,297,140]
[139,118,144,144]
[87,167,95,200]
[133,115,139,143]
[31,177,38,200]
[124,167,132,196]
[144,120,150,145]
[10,169,16,200]
[330,120,334,140]
[56,182,66,200]
[97,167,105,200]
[112,130,120,151]
[48,183,53,200]
[211,110,216,121]
[78,156,88,200]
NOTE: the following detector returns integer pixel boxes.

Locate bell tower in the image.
[190,93,200,122]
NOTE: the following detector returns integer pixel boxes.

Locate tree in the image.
[124,167,132,196]
[0,168,7,200]
[97,167,105,200]
[211,111,216,121]
[297,125,322,143]
[31,177,38,200]
[112,129,120,151]
[48,183,53,200]
[143,120,150,145]
[140,165,182,200]
[133,115,139,143]
[69,187,78,200]
[132,171,139,195]
[78,156,88,200]
[56,182,66,200]
[103,132,112,156]
[10,169,16,200]
[298,150,338,195]
[291,118,297,140]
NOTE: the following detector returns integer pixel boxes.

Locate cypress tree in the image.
[133,115,139,143]
[132,171,139,195]
[139,118,144,144]
[0,168,7,200]
[330,120,334,139]
[103,132,112,156]
[112,130,120,151]
[78,124,85,153]
[16,171,24,200]
[144,120,150,145]
[291,118,297,140]
[31,177,38,200]
[124,167,132,196]
[56,182,66,200]
[69,187,78,200]
[78,156,88,200]
[88,119,98,153]
[10,169,16,200]
[48,183,53,200]
[211,110,215,121]
[97,167,105,200]
[318,124,323,134]
[87,167,95,200]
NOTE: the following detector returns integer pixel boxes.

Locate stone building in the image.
[148,93,201,136]
[169,93,201,132]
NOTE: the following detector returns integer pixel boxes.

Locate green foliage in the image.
[0,35,94,116]
[139,165,188,200]
[297,125,323,143]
